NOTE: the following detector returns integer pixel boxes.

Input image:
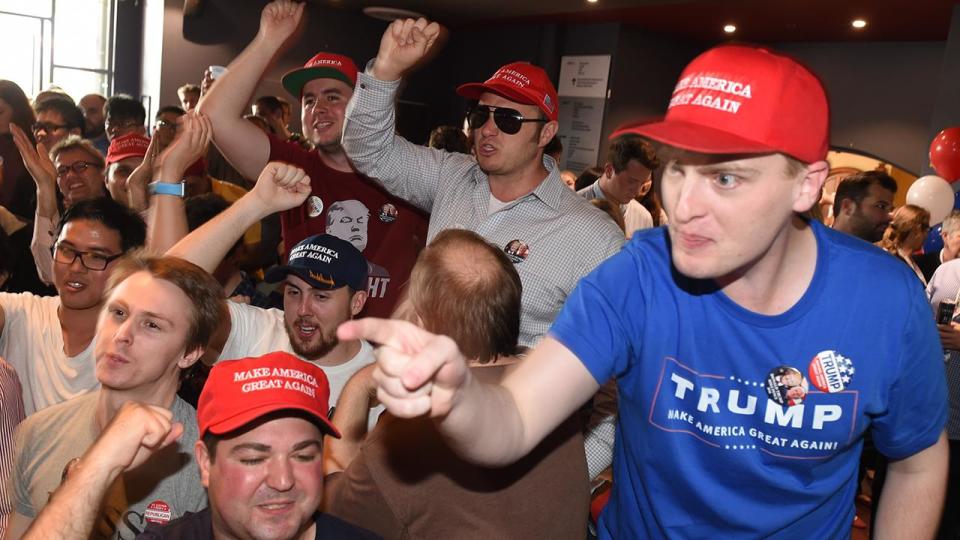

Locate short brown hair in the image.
[407,229,520,363]
[50,135,105,170]
[106,252,226,354]
[607,134,660,173]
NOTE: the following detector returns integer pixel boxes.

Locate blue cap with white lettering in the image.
[265,234,368,291]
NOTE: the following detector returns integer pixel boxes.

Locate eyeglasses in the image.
[154,119,177,131]
[53,243,123,271]
[56,161,98,178]
[32,122,68,135]
[466,104,546,135]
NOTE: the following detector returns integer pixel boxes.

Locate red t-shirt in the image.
[268,136,429,318]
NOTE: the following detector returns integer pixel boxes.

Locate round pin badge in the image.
[764,366,809,406]
[504,239,530,263]
[145,500,172,525]
[378,203,398,223]
[307,196,324,218]
[808,350,854,393]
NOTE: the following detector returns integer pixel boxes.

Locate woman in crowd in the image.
[0,80,37,220]
[879,203,931,285]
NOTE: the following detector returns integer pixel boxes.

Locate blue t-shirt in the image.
[551,221,947,539]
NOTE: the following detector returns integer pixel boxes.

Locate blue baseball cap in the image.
[265,234,368,291]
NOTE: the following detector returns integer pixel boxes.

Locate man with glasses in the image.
[341,18,623,346]
[104,94,147,142]
[197,0,429,319]
[33,98,84,150]
[832,170,897,243]
[0,196,145,416]
[153,106,185,152]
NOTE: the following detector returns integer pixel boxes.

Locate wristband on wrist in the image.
[148,181,186,198]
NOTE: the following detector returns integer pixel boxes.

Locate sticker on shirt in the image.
[808,350,854,393]
[504,239,530,263]
[307,195,324,218]
[765,366,808,407]
[145,500,172,525]
[378,203,398,223]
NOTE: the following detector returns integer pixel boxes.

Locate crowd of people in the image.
[0,0,956,538]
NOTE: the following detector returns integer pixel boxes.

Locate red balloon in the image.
[930,127,960,183]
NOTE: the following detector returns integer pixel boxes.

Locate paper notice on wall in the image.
[556,55,610,172]
[558,55,611,98]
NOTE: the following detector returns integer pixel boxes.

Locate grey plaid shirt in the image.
[344,72,624,347]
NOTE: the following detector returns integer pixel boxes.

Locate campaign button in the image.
[764,365,808,407]
[808,350,854,393]
[145,500,172,524]
[307,195,324,218]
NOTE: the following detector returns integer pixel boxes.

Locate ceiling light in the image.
[587,0,599,4]
[723,24,736,34]
[851,19,867,29]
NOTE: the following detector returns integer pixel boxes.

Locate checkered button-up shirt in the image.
[926,259,960,439]
[344,72,624,347]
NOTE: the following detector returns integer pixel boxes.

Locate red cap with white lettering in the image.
[457,62,559,122]
[197,351,340,438]
[282,52,358,98]
[612,45,829,163]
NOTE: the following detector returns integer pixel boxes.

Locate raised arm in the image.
[10,124,57,284]
[196,0,304,179]
[146,113,213,254]
[21,403,183,540]
[341,18,450,212]
[166,162,310,273]
[337,319,599,466]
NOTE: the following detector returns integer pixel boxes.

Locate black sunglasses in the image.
[466,104,546,135]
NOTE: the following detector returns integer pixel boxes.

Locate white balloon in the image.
[907,175,954,225]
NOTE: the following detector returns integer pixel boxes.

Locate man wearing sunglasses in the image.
[198,0,429,320]
[342,19,623,347]
[0,197,145,416]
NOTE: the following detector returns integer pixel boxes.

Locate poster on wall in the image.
[556,55,611,173]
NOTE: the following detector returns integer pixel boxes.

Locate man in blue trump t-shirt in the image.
[338,22,948,539]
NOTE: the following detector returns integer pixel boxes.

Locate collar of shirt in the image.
[472,154,567,213]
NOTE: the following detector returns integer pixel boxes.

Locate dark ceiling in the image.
[319,0,957,42]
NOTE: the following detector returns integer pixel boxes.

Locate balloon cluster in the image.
[913,127,960,252]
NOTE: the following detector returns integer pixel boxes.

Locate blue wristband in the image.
[148,182,185,198]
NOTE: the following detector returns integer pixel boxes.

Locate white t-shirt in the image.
[0,293,98,416]
[220,301,376,408]
[622,200,654,239]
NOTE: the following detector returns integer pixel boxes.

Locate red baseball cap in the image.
[106,133,150,165]
[282,52,358,98]
[613,45,829,164]
[457,62,559,122]
[198,352,340,438]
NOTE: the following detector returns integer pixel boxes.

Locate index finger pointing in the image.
[337,318,430,352]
